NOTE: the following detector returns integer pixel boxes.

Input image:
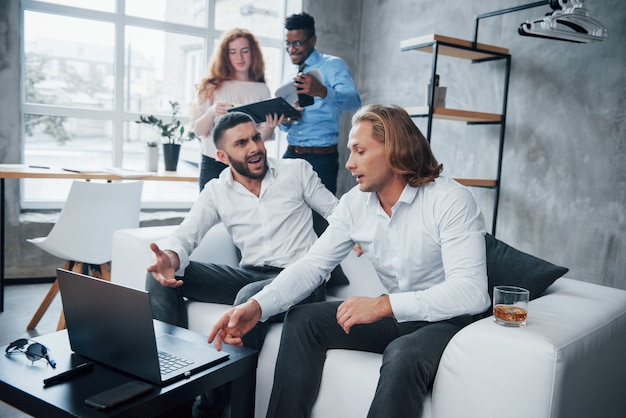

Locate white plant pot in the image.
[145,146,159,171]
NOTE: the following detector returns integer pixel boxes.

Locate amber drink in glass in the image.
[493,286,529,327]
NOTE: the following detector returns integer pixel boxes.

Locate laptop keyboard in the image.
[158,351,194,375]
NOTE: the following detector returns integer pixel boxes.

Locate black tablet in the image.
[228,97,302,124]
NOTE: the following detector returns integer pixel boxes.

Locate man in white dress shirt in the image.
[147,111,338,340]
[147,111,339,417]
[209,104,491,418]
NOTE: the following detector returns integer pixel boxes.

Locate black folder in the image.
[228,97,302,124]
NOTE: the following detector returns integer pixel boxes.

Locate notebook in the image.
[57,268,229,386]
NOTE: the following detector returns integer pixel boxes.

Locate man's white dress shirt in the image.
[254,176,491,322]
[158,158,338,276]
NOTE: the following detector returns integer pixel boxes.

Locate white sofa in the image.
[111,224,626,418]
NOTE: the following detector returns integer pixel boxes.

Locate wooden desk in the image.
[0,164,199,312]
[0,165,198,181]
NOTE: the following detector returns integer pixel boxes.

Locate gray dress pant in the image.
[266,301,478,418]
[146,261,284,330]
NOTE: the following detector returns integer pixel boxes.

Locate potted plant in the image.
[136,101,198,171]
[145,141,159,171]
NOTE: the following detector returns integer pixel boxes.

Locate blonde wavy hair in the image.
[351,104,443,186]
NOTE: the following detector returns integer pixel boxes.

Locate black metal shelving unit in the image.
[400,34,511,235]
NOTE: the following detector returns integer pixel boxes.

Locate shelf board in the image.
[454,178,497,188]
[404,106,502,123]
[401,34,509,60]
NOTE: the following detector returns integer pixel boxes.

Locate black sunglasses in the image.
[5,338,57,368]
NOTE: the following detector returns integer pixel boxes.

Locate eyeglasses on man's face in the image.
[5,338,57,368]
[284,37,312,49]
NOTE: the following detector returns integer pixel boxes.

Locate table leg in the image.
[230,365,257,418]
[1,178,5,312]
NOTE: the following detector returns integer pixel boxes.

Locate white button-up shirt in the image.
[158,158,339,275]
[254,176,491,322]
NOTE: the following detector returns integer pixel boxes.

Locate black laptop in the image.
[57,268,229,385]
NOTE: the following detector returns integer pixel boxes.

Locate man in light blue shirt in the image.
[209,105,490,418]
[280,12,361,194]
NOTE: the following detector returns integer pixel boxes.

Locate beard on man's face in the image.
[229,150,268,180]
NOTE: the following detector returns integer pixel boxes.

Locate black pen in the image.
[43,362,95,387]
[29,165,50,169]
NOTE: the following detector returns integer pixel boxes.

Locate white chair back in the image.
[27,181,143,265]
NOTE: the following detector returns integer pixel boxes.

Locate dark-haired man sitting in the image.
[146,111,338,417]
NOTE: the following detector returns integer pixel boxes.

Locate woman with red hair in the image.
[191,28,281,190]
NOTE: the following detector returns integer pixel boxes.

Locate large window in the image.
[22,0,299,209]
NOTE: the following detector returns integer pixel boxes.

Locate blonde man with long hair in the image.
[210,104,490,418]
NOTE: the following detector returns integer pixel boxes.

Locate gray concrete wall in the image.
[342,0,625,289]
[0,0,29,277]
[2,0,625,290]
[0,0,20,221]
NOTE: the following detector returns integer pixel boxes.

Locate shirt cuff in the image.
[388,292,426,323]
[252,290,281,322]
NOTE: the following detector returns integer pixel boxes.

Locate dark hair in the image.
[213,112,255,148]
[285,12,316,38]
[351,104,443,186]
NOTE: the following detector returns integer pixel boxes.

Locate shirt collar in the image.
[365,183,418,213]
[398,184,419,205]
[301,49,321,68]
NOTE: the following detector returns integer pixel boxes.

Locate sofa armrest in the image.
[111,225,178,289]
[431,278,626,418]
[111,223,239,290]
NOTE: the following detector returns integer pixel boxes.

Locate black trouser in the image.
[190,275,326,418]
[282,149,338,194]
[266,301,478,418]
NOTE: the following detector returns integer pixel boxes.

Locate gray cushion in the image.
[327,265,350,287]
[485,234,568,301]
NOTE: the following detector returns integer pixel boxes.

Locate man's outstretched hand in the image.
[208,299,263,351]
[146,242,183,288]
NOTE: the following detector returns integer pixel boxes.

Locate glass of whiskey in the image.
[493,286,529,327]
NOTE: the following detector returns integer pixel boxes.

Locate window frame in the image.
[20,0,299,209]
